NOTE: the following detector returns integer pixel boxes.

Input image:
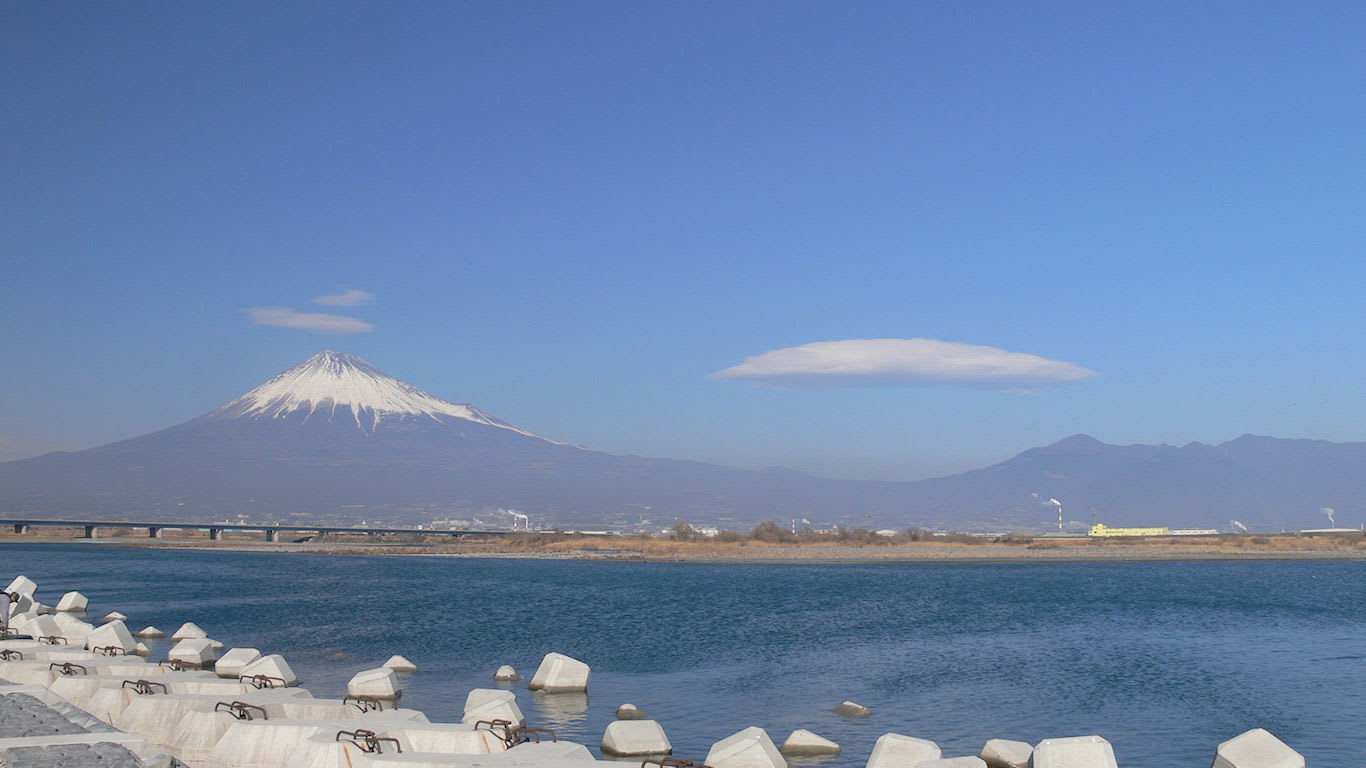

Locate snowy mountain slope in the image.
[209,350,547,439]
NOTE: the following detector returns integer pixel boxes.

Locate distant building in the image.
[1088,523,1170,537]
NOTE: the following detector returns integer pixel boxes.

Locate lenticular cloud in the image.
[711,338,1097,390]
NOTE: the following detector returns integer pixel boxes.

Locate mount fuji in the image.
[0,352,903,527]
[2,351,1364,531]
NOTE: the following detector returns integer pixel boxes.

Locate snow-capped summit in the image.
[211,350,540,436]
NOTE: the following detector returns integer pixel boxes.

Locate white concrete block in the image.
[503,741,597,762]
[101,611,129,623]
[240,653,299,686]
[55,591,89,612]
[205,720,341,768]
[4,575,37,598]
[377,723,507,754]
[462,687,526,726]
[706,726,787,768]
[163,708,238,766]
[919,759,987,768]
[135,625,166,638]
[602,719,673,756]
[86,619,137,654]
[51,612,95,646]
[866,733,941,768]
[1211,728,1304,768]
[348,667,402,701]
[616,703,648,720]
[21,613,62,640]
[171,621,208,641]
[1030,735,1118,768]
[383,654,418,672]
[169,637,220,667]
[493,664,520,681]
[780,729,841,756]
[527,652,590,692]
[135,642,152,657]
[981,739,1034,768]
[215,647,263,679]
[834,700,874,716]
[85,685,139,725]
[116,693,220,745]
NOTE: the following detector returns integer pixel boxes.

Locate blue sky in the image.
[3,2,1365,479]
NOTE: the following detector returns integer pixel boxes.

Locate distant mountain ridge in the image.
[0,352,1361,532]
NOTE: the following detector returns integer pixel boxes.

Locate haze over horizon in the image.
[5,3,1365,481]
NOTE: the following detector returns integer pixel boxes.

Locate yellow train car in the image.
[1088,523,1171,537]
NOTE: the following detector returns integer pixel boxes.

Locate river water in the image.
[2,543,1361,766]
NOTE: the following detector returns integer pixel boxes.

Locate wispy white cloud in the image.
[242,307,374,334]
[312,289,376,307]
[712,338,1098,390]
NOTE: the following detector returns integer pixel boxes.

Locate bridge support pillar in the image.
[208,528,222,541]
[13,524,28,534]
[83,525,98,539]
[148,527,162,538]
[265,529,278,543]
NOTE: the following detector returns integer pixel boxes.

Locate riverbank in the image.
[3,527,1365,562]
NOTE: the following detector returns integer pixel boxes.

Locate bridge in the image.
[0,517,531,543]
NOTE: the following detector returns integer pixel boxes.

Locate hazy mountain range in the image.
[0,351,1360,532]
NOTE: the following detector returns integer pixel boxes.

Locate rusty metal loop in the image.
[335,728,402,754]
[239,673,287,689]
[0,649,23,660]
[93,645,127,656]
[120,679,167,695]
[642,759,715,768]
[158,659,189,671]
[343,694,386,712]
[215,700,267,720]
[48,662,87,676]
[39,635,68,645]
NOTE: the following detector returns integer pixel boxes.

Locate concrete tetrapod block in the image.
[116,693,225,746]
[383,654,418,672]
[215,647,263,679]
[163,708,238,766]
[171,622,208,641]
[19,613,61,641]
[866,733,942,768]
[780,730,841,756]
[4,575,37,598]
[493,664,520,681]
[981,739,1034,768]
[1211,728,1305,768]
[706,726,788,768]
[240,653,299,686]
[85,686,139,725]
[169,637,220,668]
[1030,735,1118,768]
[833,700,874,716]
[348,667,402,701]
[462,687,526,726]
[377,723,508,754]
[527,652,590,692]
[616,703,648,720]
[205,720,346,768]
[101,611,129,623]
[602,719,673,756]
[52,612,96,646]
[86,619,138,655]
[135,626,166,638]
[134,642,152,658]
[920,759,988,768]
[55,591,89,612]
[503,741,597,763]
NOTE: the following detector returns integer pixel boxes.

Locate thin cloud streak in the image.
[313,289,375,307]
[242,307,374,334]
[712,338,1098,390]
